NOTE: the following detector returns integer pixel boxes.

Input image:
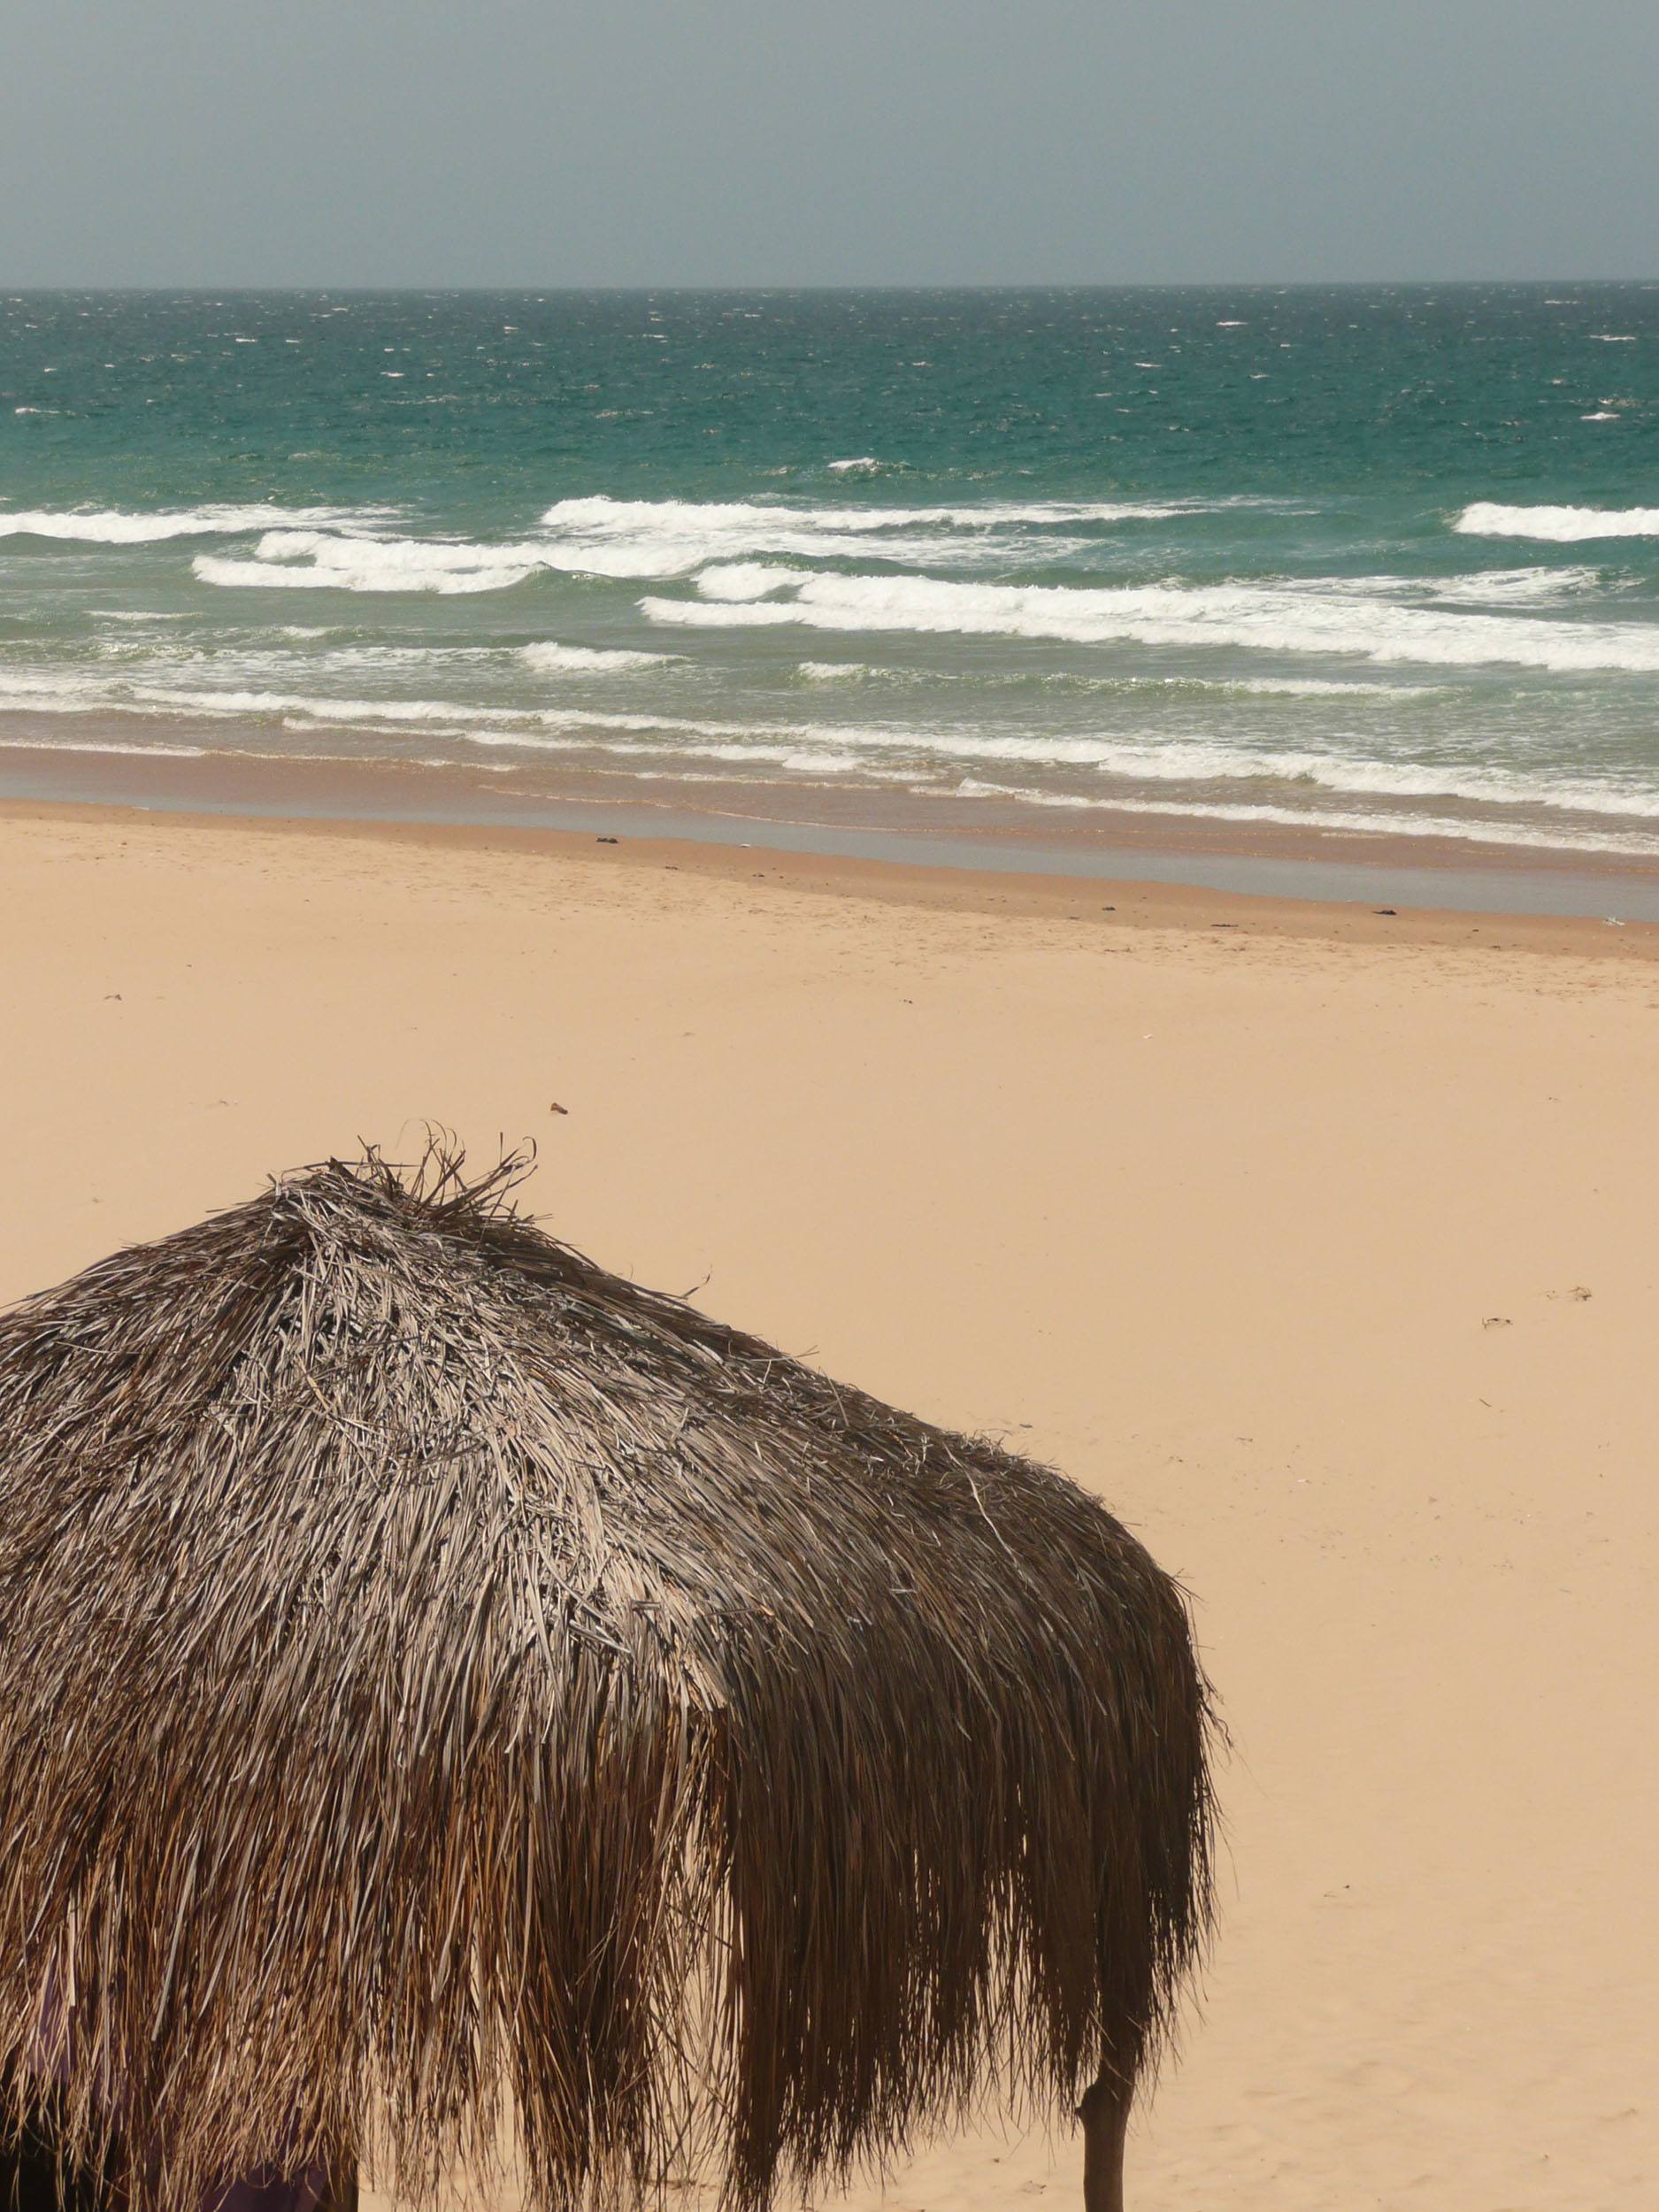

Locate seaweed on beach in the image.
[0,1141,1215,2211]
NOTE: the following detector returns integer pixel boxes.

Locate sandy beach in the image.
[2,797,1654,2211]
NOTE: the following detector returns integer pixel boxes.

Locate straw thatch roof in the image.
[0,1148,1214,2212]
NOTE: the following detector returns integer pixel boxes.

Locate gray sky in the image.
[4,0,1658,287]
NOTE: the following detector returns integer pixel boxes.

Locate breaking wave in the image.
[0,504,376,544]
[641,565,1659,673]
[188,494,1245,595]
[519,642,681,674]
[195,532,554,595]
[1454,503,1659,542]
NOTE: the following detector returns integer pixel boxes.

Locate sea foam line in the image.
[5,665,1659,822]
[640,565,1659,674]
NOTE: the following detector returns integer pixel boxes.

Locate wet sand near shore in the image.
[8,733,1659,923]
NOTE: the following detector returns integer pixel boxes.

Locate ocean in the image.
[4,285,1659,865]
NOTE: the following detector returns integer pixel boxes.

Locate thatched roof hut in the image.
[0,1150,1214,2212]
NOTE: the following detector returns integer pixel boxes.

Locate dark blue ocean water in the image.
[4,287,1659,855]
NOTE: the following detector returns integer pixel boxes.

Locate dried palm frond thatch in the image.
[0,1147,1215,2212]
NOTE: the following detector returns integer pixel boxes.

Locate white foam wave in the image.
[1304,568,1609,609]
[925,733,1659,818]
[0,504,374,545]
[519,641,680,674]
[1454,503,1659,542]
[195,532,552,595]
[1419,565,1606,605]
[191,518,1018,593]
[0,667,912,760]
[188,491,1273,595]
[525,493,1200,576]
[643,565,1659,673]
[84,639,499,684]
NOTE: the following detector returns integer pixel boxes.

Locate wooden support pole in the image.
[1079,2068,1131,2212]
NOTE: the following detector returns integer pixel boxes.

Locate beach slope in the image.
[1,803,1652,2211]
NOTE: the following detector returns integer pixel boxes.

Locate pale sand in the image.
[2,800,1654,2211]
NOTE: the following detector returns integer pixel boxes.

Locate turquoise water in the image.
[4,287,1659,856]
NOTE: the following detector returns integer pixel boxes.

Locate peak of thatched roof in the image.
[0,1149,1213,2212]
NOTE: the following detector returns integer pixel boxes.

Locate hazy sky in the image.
[5,1,1658,287]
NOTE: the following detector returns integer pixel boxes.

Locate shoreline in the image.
[5,787,1658,964]
[5,737,1659,933]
